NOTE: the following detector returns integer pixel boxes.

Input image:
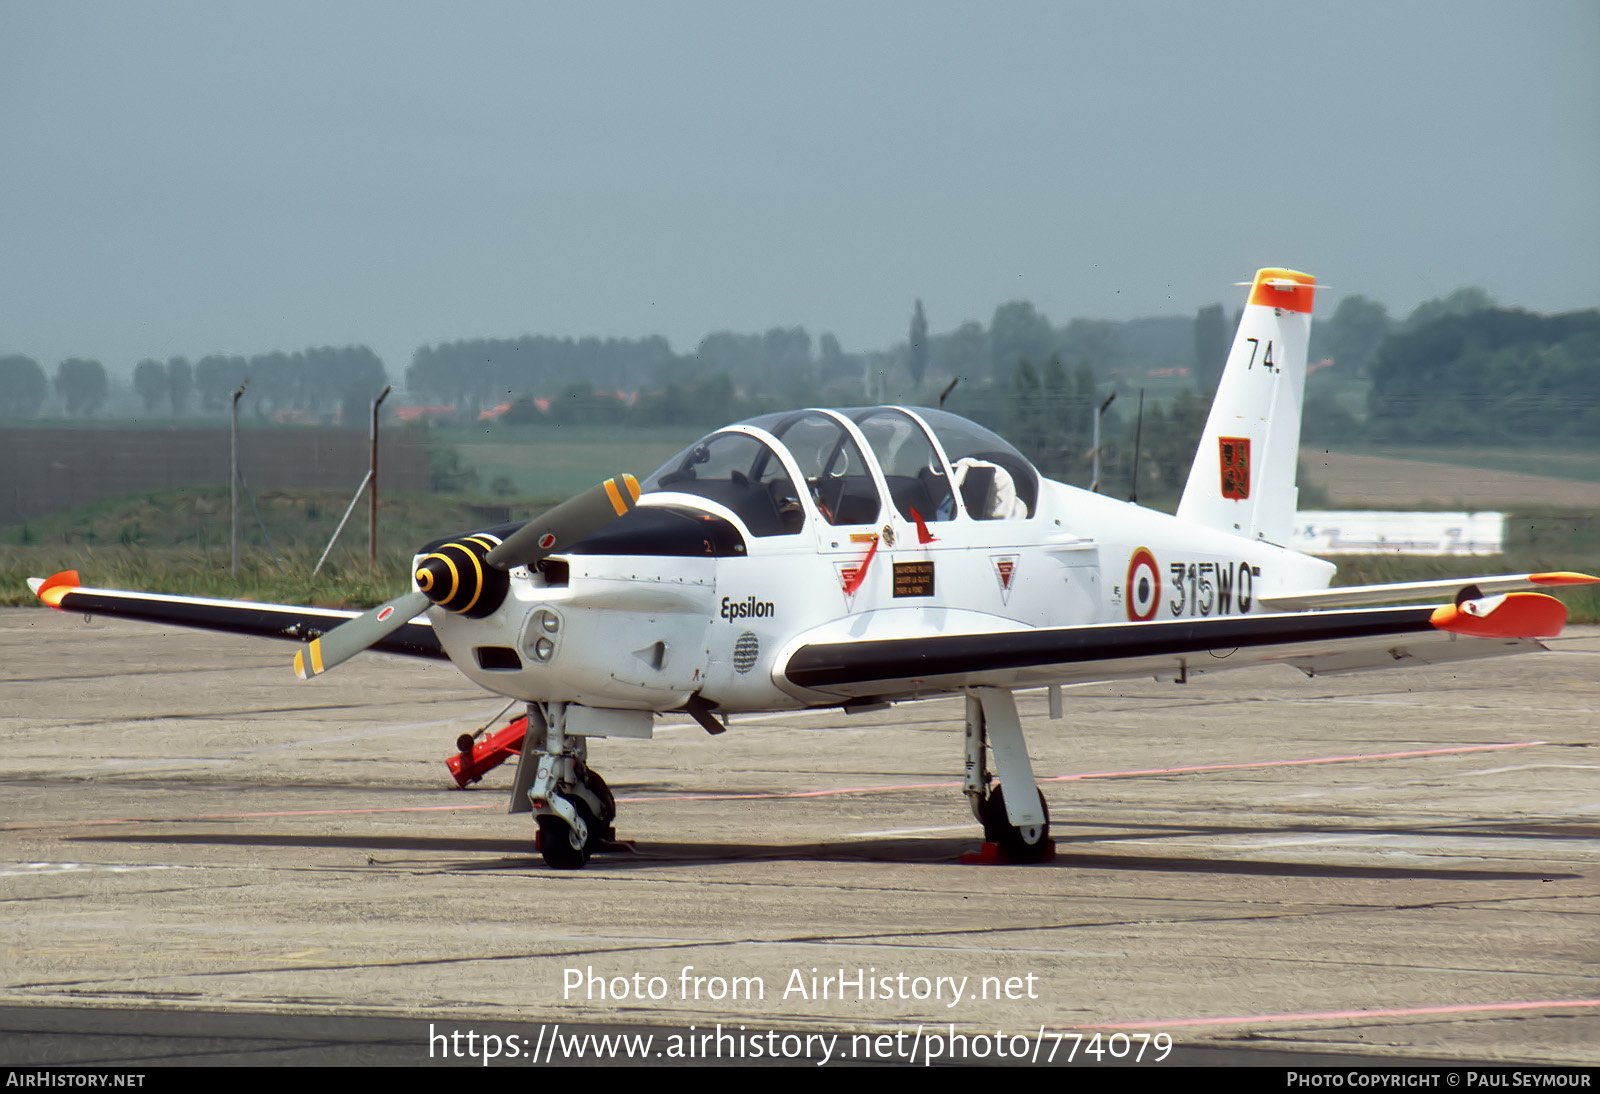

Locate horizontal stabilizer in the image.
[1431,592,1568,639]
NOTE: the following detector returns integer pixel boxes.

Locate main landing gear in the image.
[510,703,619,870]
[963,688,1054,864]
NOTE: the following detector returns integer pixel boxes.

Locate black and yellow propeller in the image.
[294,475,639,679]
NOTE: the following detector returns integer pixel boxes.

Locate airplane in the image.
[29,267,1597,870]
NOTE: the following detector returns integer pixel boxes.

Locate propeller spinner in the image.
[293,475,640,680]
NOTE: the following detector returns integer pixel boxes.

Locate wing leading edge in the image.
[1262,571,1597,611]
[29,571,445,661]
[781,602,1556,703]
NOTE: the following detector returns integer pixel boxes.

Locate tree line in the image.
[0,347,387,423]
[1366,305,1600,444]
[3,286,1595,461]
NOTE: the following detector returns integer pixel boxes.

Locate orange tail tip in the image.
[1247,267,1316,314]
[1431,592,1568,639]
[31,570,81,609]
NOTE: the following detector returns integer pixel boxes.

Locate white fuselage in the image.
[432,442,1335,715]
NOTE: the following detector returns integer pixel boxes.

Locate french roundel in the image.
[1126,547,1160,621]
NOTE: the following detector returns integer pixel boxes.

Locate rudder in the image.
[1177,267,1316,546]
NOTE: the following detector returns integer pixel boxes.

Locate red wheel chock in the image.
[960,839,1057,865]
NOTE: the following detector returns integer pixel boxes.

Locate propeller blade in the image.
[485,475,640,571]
[294,589,429,680]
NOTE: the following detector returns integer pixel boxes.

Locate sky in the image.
[1,1,1597,378]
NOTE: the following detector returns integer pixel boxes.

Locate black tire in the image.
[537,799,594,870]
[977,783,1051,863]
[584,770,617,825]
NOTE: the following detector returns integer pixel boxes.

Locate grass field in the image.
[433,423,703,498]
[0,488,525,609]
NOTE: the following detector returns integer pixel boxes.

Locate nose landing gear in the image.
[517,703,622,870]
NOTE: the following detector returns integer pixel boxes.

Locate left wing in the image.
[29,571,445,662]
[780,594,1572,703]
[1262,571,1596,611]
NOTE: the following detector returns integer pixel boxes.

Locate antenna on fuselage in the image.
[1090,390,1116,493]
[937,377,959,409]
[1128,388,1144,504]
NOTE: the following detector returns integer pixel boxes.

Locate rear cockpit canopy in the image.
[641,406,1039,537]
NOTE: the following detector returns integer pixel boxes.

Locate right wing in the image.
[29,571,445,661]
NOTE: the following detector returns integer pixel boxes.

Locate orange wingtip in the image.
[1529,571,1600,587]
[1431,592,1567,639]
[35,570,81,609]
[1248,267,1316,314]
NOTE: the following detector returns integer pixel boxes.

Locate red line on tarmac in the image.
[1039,739,1547,785]
[2,803,503,829]
[14,740,1546,827]
[1080,997,1600,1031]
[618,740,1546,804]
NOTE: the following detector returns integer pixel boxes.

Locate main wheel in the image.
[977,783,1051,863]
[536,797,595,870]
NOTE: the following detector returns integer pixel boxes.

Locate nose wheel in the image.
[522,703,624,870]
[536,790,603,870]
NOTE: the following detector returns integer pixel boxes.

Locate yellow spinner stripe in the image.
[423,553,460,602]
[310,638,325,675]
[294,650,306,679]
[458,546,485,614]
[623,474,640,502]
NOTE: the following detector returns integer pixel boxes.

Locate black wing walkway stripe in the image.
[785,608,1438,688]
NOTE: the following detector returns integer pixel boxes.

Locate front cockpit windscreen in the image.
[643,431,807,537]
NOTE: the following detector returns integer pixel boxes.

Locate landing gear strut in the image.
[963,688,1053,864]
[514,703,618,870]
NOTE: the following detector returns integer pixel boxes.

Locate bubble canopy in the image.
[642,407,1040,536]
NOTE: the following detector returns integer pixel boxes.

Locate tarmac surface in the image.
[2,607,1596,1067]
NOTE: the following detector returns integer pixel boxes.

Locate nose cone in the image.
[416,537,509,618]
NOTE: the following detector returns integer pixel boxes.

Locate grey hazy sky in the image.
[2,1,1596,377]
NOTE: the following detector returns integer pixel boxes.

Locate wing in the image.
[1261,570,1596,611]
[780,594,1574,703]
[28,571,445,661]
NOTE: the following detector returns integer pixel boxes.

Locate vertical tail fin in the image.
[1177,268,1315,546]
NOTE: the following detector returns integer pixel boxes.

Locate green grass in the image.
[3,545,416,610]
[0,486,548,552]
[0,487,551,608]
[433,422,702,498]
